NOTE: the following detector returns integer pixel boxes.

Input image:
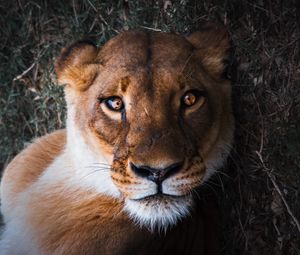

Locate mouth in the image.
[131,192,188,201]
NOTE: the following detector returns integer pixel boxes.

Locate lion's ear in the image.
[55,40,99,91]
[186,24,231,79]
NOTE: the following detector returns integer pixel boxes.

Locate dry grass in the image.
[0,0,299,254]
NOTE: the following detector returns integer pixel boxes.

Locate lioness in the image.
[0,24,233,254]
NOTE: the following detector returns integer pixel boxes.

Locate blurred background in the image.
[0,0,299,254]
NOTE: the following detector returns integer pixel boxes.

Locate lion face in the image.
[55,25,234,230]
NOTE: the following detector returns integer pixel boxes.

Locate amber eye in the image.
[181,90,206,108]
[104,97,124,112]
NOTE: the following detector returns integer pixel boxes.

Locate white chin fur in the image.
[124,195,193,232]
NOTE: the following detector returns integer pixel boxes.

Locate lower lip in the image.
[132,193,187,201]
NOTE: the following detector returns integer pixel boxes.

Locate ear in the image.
[55,40,99,91]
[186,23,231,79]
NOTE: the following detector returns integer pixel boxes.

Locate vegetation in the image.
[0,0,299,254]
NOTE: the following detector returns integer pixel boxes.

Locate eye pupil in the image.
[183,93,196,106]
[112,99,121,109]
[105,97,124,111]
[181,90,206,108]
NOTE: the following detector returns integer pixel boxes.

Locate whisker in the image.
[191,188,202,201]
[82,169,110,179]
[89,163,111,166]
[84,165,111,170]
[215,170,230,179]
[216,174,225,192]
[201,182,218,195]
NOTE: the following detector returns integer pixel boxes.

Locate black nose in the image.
[130,162,184,183]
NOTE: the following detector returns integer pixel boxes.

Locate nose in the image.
[130,162,184,183]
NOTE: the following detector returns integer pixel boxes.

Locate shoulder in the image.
[1,130,67,209]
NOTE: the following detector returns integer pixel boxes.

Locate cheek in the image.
[96,121,120,142]
[89,112,123,146]
[111,158,134,186]
[163,158,206,195]
[184,105,213,137]
[110,162,153,199]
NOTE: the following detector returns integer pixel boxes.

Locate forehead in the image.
[98,31,194,69]
[92,31,200,96]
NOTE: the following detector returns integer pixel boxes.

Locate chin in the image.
[123,194,194,232]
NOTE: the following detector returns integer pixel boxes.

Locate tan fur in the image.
[186,23,231,78]
[1,25,233,254]
[28,190,129,254]
[1,130,66,215]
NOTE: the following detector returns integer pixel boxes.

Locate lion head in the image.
[55,24,234,231]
